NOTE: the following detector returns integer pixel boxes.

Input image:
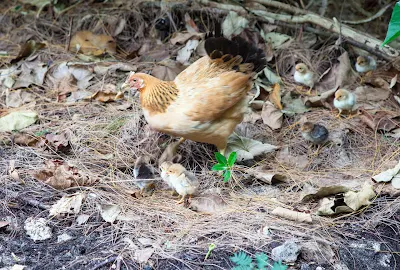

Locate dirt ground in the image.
[1,1,400,270]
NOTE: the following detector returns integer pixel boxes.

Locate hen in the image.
[122,28,266,160]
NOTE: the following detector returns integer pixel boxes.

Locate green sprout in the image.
[205,243,216,260]
[211,152,237,182]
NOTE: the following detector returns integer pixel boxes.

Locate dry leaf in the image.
[0,221,9,228]
[151,61,185,81]
[8,160,21,182]
[100,204,121,223]
[390,74,398,89]
[222,11,248,38]
[31,160,97,189]
[269,83,282,110]
[12,133,39,146]
[184,13,199,33]
[49,193,86,216]
[225,133,279,161]
[344,183,376,211]
[373,160,400,189]
[176,39,199,65]
[6,89,36,108]
[276,147,308,170]
[86,90,124,103]
[261,101,283,130]
[354,86,390,103]
[247,168,287,184]
[134,248,154,264]
[170,32,203,45]
[0,110,38,132]
[69,31,116,55]
[272,207,312,223]
[10,40,46,64]
[188,195,227,214]
[317,198,353,216]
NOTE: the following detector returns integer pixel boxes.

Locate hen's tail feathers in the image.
[204,29,266,73]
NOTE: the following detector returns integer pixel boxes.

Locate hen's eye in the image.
[133,79,137,82]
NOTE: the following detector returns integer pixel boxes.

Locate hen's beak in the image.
[121,82,139,97]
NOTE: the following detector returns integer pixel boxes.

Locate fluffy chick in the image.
[160,162,199,204]
[294,63,317,95]
[355,55,376,73]
[301,122,329,144]
[333,89,356,118]
[133,156,155,195]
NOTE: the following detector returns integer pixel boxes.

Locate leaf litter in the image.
[0,2,400,269]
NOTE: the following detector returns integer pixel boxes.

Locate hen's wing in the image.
[173,34,266,123]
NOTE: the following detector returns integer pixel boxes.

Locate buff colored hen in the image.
[122,28,266,161]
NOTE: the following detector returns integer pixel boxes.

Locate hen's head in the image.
[335,89,349,101]
[122,72,147,92]
[295,63,308,74]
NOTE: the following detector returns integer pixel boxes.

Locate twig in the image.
[6,190,50,210]
[342,3,392,25]
[65,18,73,52]
[197,0,399,61]
[90,255,119,270]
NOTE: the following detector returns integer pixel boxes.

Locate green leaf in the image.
[272,261,288,270]
[212,164,228,171]
[223,170,231,182]
[215,152,228,165]
[227,152,237,167]
[383,2,400,46]
[0,110,38,132]
[255,253,269,270]
[230,252,253,267]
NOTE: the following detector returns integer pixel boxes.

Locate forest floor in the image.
[0,1,399,270]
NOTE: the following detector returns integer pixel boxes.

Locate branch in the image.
[342,3,392,25]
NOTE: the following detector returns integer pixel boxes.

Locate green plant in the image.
[383,1,400,46]
[211,152,236,182]
[230,251,287,270]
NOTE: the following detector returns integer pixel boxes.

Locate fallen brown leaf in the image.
[31,160,97,189]
[261,101,283,130]
[10,40,46,64]
[269,83,283,110]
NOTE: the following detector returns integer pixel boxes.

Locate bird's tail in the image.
[204,23,266,73]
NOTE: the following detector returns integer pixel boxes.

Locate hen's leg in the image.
[176,195,185,204]
[159,138,185,166]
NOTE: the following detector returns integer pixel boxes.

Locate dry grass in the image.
[0,1,400,268]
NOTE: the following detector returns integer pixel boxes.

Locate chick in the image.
[355,55,376,73]
[160,161,175,195]
[294,63,317,96]
[133,156,156,195]
[301,122,329,144]
[160,162,199,204]
[333,89,356,118]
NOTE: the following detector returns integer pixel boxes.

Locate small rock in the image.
[57,233,73,243]
[271,239,300,263]
[300,264,311,270]
[301,241,335,264]
[334,263,349,270]
[316,267,325,270]
[24,217,52,241]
